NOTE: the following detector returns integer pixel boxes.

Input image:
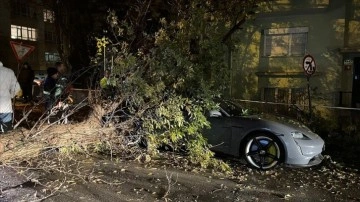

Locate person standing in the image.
[43,67,59,111]
[0,61,22,133]
[49,62,71,124]
[18,62,35,103]
[54,61,70,101]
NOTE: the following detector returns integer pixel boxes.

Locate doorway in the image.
[352,57,360,108]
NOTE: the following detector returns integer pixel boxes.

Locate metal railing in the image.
[234,99,360,136]
[338,91,352,107]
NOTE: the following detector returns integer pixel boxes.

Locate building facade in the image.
[0,0,60,73]
[230,0,360,108]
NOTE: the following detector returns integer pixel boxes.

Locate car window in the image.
[219,101,243,116]
[208,110,222,117]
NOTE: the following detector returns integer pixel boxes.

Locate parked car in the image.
[203,100,325,170]
[32,70,47,101]
[33,70,47,85]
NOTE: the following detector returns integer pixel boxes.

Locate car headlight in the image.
[291,131,310,139]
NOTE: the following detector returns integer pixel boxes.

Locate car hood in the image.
[244,113,319,137]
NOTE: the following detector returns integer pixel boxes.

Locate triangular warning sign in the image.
[10,41,35,61]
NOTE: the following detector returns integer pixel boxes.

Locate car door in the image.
[203,110,232,154]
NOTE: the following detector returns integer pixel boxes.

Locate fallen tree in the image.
[1,0,268,172]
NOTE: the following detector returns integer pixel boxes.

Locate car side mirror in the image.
[209,110,222,117]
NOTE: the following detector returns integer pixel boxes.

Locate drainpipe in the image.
[343,0,351,48]
[228,44,233,99]
[307,76,312,121]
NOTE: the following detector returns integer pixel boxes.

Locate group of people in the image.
[0,61,70,133]
[1,62,117,133]
[43,62,69,112]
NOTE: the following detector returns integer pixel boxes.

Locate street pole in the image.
[103,45,106,72]
[303,54,316,122]
[228,45,232,98]
[307,76,312,121]
[13,62,21,126]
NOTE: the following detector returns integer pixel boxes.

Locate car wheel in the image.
[244,134,282,170]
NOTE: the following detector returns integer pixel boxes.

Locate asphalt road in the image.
[0,166,39,202]
[1,153,359,202]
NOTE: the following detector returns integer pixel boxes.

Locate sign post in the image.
[10,41,35,61]
[302,54,316,120]
[9,41,36,125]
[10,41,36,81]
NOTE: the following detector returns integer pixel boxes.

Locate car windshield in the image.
[218,100,244,117]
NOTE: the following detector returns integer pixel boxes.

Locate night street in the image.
[1,1,360,202]
[1,153,359,202]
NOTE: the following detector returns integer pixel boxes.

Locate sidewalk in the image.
[0,166,41,201]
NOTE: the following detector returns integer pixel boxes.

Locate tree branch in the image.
[222,14,246,43]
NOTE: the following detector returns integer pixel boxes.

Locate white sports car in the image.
[203,100,325,170]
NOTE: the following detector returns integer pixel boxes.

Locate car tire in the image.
[243,133,282,170]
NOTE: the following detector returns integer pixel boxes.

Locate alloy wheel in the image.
[244,135,281,170]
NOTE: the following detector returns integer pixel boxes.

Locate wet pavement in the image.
[1,152,359,202]
[1,127,360,202]
[42,156,360,202]
[0,166,40,202]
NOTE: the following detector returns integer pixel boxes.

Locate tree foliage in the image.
[89,0,266,170]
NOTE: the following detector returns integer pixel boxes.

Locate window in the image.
[12,0,35,18]
[277,88,289,103]
[264,88,276,102]
[263,87,306,105]
[45,52,60,62]
[291,88,307,105]
[45,31,57,43]
[264,27,308,56]
[263,87,307,115]
[11,25,37,41]
[43,9,55,23]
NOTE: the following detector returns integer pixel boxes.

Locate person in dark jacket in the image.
[18,62,35,103]
[54,61,71,101]
[43,67,59,111]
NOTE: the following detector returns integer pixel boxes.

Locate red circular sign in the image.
[303,54,316,76]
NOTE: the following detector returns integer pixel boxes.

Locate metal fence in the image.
[233,99,360,136]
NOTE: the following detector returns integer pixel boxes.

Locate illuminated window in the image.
[43,9,55,23]
[11,25,37,41]
[45,52,60,62]
[264,27,308,56]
